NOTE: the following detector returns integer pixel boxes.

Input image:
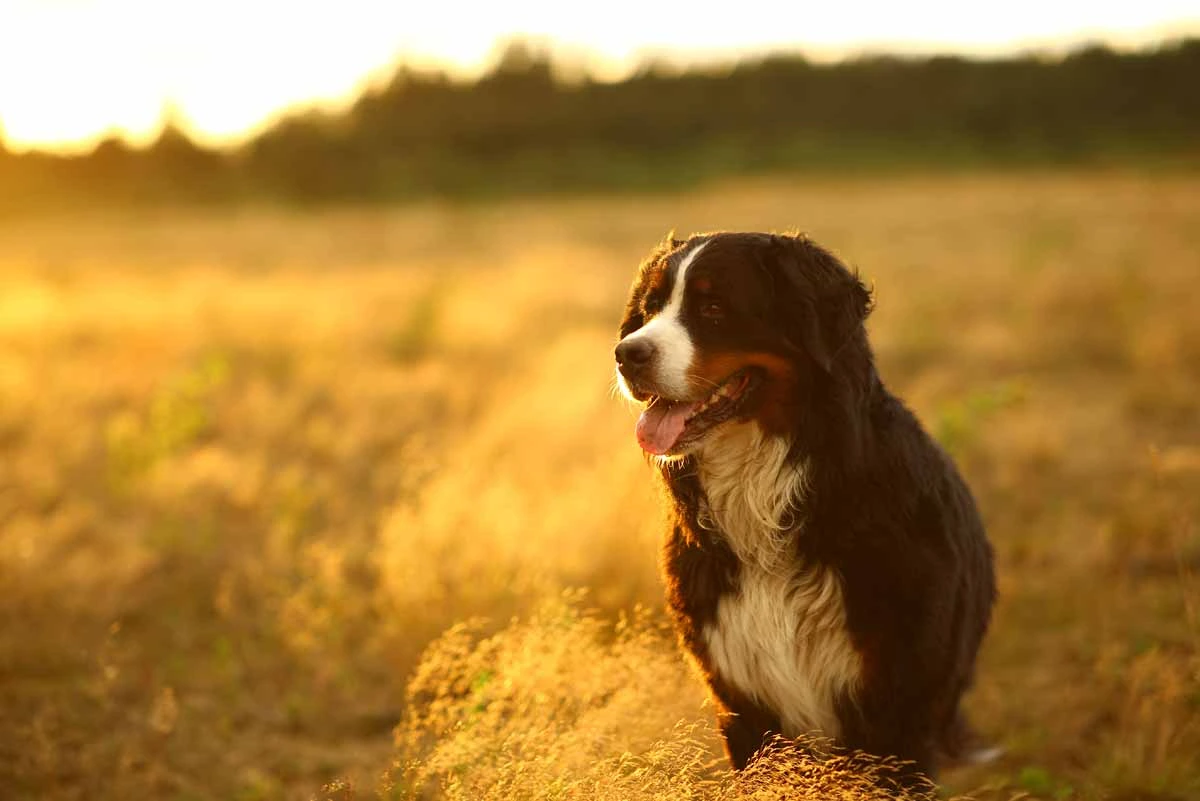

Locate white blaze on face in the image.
[617,241,706,399]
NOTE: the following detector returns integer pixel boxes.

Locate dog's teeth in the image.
[693,377,745,415]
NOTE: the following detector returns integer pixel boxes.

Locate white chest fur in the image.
[695,424,861,738]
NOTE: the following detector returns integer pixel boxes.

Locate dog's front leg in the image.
[708,678,782,770]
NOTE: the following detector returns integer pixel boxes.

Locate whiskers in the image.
[609,369,641,408]
[687,372,726,396]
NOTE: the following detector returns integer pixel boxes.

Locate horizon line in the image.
[3,26,1196,157]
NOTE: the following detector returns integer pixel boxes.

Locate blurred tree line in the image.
[1,39,1197,212]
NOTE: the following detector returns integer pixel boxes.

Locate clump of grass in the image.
[934,382,1024,459]
[1015,765,1075,800]
[386,284,443,363]
[1093,642,1200,793]
[104,350,231,486]
[383,594,934,801]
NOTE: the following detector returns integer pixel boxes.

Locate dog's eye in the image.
[700,302,724,320]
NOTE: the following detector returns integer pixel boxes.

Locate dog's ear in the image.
[773,235,873,373]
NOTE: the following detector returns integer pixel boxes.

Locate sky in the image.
[0,0,1196,154]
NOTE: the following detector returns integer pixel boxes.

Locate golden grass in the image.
[1,171,1198,800]
[386,594,934,801]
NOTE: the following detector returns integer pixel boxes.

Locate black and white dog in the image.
[614,232,996,783]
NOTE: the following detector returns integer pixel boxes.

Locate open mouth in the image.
[635,369,759,455]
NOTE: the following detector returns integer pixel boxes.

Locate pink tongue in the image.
[636,401,697,455]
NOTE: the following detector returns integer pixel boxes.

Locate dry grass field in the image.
[1,172,1198,800]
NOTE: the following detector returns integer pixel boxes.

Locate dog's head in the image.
[615,232,872,456]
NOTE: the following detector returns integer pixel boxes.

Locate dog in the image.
[614,231,996,784]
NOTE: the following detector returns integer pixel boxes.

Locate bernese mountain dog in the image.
[614,231,997,784]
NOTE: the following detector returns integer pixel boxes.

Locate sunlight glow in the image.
[0,0,1196,154]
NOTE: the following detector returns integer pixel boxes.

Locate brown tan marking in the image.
[690,350,799,435]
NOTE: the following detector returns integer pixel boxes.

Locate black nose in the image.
[615,338,655,368]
